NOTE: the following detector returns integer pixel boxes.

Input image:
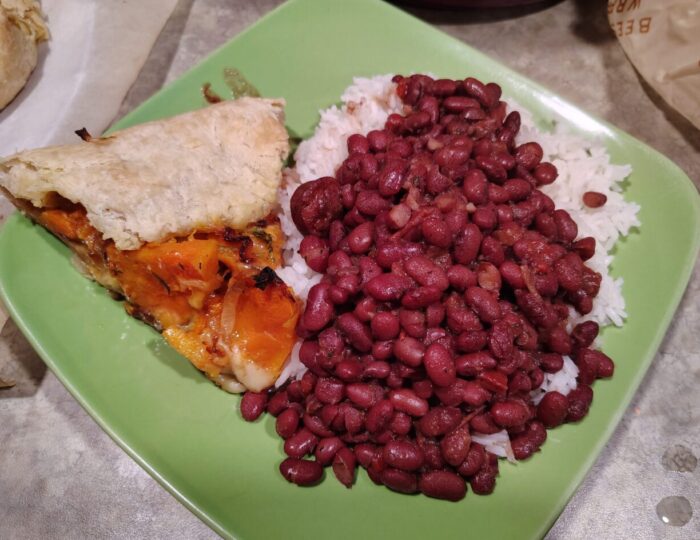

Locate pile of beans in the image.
[240,74,615,501]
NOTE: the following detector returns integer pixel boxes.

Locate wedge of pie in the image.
[0,98,301,392]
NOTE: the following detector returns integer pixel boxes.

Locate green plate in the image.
[1,0,699,538]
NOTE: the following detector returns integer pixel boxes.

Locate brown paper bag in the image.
[609,0,700,130]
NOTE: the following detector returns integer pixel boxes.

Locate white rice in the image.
[275,75,640,423]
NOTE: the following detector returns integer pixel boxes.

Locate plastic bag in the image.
[609,0,700,129]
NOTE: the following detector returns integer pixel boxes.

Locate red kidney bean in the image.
[347,133,369,154]
[447,265,476,291]
[418,406,462,437]
[329,284,349,305]
[375,240,421,269]
[389,389,429,417]
[354,443,377,468]
[320,404,340,428]
[364,273,412,302]
[314,436,345,465]
[426,168,452,195]
[547,326,572,355]
[404,254,450,290]
[240,392,268,422]
[399,309,426,338]
[423,343,457,387]
[417,437,445,470]
[353,296,377,322]
[470,413,500,435]
[280,457,324,486]
[572,321,599,348]
[336,313,372,353]
[457,443,486,478]
[455,351,497,376]
[363,360,391,379]
[453,224,482,265]
[346,222,375,255]
[583,191,607,208]
[533,162,557,185]
[314,377,345,405]
[575,348,600,385]
[472,206,497,230]
[477,370,508,395]
[463,77,494,108]
[340,184,356,209]
[367,129,388,152]
[276,407,300,439]
[332,447,357,488]
[366,399,394,433]
[298,341,322,373]
[299,235,330,273]
[381,468,419,494]
[341,404,365,434]
[355,190,390,216]
[290,177,343,235]
[345,383,384,409]
[530,368,545,389]
[490,400,530,428]
[432,380,463,407]
[389,411,413,435]
[463,169,489,205]
[419,470,467,501]
[303,412,335,439]
[455,330,488,353]
[509,370,533,396]
[476,154,507,182]
[359,256,382,285]
[566,384,594,422]
[418,95,440,124]
[553,209,578,243]
[511,421,547,460]
[267,390,290,416]
[443,95,480,112]
[470,469,496,495]
[499,260,524,289]
[378,161,405,197]
[445,304,481,334]
[370,311,399,341]
[441,425,471,467]
[426,303,446,327]
[302,283,334,333]
[481,236,506,266]
[539,352,564,373]
[465,286,501,324]
[597,353,615,378]
[487,321,513,361]
[421,217,452,248]
[573,236,596,261]
[514,142,544,170]
[284,428,318,458]
[537,391,569,428]
[535,212,557,239]
[383,440,425,471]
[402,285,443,309]
[393,336,425,367]
[555,252,584,293]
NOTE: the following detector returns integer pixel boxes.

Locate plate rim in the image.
[1,0,699,537]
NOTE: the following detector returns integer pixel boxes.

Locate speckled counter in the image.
[1,1,698,538]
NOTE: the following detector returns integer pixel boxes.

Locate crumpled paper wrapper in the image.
[609,0,700,129]
[0,0,177,330]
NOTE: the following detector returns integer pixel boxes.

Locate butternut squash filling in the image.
[29,195,300,392]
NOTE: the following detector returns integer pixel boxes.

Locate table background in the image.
[1,0,698,538]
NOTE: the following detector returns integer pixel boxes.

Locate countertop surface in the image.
[1,0,699,538]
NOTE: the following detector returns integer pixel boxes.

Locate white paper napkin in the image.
[0,0,178,330]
